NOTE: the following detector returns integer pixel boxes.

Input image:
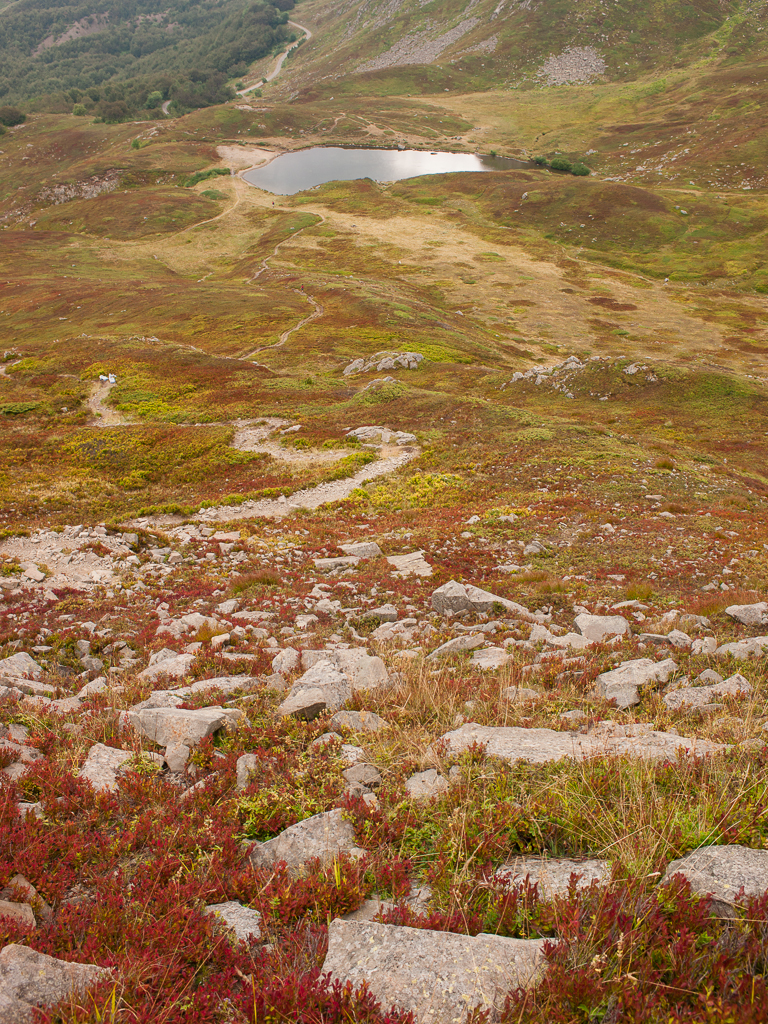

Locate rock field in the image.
[1,494,768,1021]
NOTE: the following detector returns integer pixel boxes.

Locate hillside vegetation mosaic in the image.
[1,0,768,1020]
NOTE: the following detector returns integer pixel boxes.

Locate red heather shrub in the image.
[502,879,768,1023]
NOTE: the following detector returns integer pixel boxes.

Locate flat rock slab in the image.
[663,673,752,711]
[574,613,629,642]
[725,602,768,627]
[138,652,195,683]
[205,901,262,942]
[437,721,726,764]
[663,845,768,910]
[431,580,531,619]
[716,636,768,660]
[593,657,678,709]
[387,551,433,577]
[0,943,111,1024]
[405,769,449,800]
[428,633,485,660]
[130,675,253,711]
[470,647,512,670]
[0,653,43,680]
[128,707,237,747]
[340,541,382,559]
[330,709,388,733]
[249,808,365,874]
[496,856,611,897]
[78,743,134,793]
[322,920,545,1024]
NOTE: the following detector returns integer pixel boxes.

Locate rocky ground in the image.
[1,469,768,1021]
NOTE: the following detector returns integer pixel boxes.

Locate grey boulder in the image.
[437,721,725,765]
[0,944,111,1024]
[329,709,388,733]
[322,920,545,1024]
[138,649,195,683]
[0,653,43,680]
[592,657,678,709]
[574,613,630,642]
[205,901,262,942]
[663,673,752,711]
[128,707,241,746]
[249,808,364,874]
[276,660,352,720]
[496,856,611,897]
[427,634,485,660]
[431,580,532,620]
[725,602,768,627]
[715,636,768,659]
[78,743,134,793]
[662,845,768,912]
[405,769,448,801]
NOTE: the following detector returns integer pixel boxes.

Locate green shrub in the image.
[181,167,231,188]
[533,155,548,166]
[72,103,86,116]
[146,91,163,109]
[0,106,25,126]
[550,156,572,172]
[571,162,591,176]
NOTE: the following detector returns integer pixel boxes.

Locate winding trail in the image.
[194,442,419,524]
[242,290,324,359]
[237,21,313,94]
[88,380,128,427]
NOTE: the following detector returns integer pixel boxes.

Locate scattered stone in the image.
[574,613,630,642]
[715,636,768,660]
[664,673,752,711]
[128,707,240,747]
[0,943,111,1024]
[431,580,532,619]
[322,920,545,1024]
[438,720,726,764]
[236,752,258,791]
[427,633,485,659]
[663,845,768,913]
[276,659,352,720]
[0,901,35,929]
[405,769,449,800]
[138,650,195,683]
[496,856,611,897]
[502,686,542,703]
[343,352,424,376]
[360,603,398,622]
[340,541,382,558]
[343,762,382,789]
[0,653,43,680]
[248,808,365,873]
[692,637,718,656]
[725,602,768,627]
[470,646,512,670]
[302,649,391,692]
[78,743,134,793]
[164,742,190,772]
[387,551,432,577]
[272,648,300,675]
[592,657,678,709]
[0,875,52,922]
[314,556,359,572]
[205,901,262,942]
[329,709,388,733]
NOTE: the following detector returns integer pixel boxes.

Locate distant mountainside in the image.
[287,0,768,97]
[0,0,295,116]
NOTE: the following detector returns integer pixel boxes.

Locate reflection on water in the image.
[243,147,528,195]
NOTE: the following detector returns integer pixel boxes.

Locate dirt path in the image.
[242,290,324,359]
[237,21,313,94]
[194,442,419,524]
[88,380,128,427]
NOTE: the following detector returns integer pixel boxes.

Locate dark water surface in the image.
[243,147,528,194]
